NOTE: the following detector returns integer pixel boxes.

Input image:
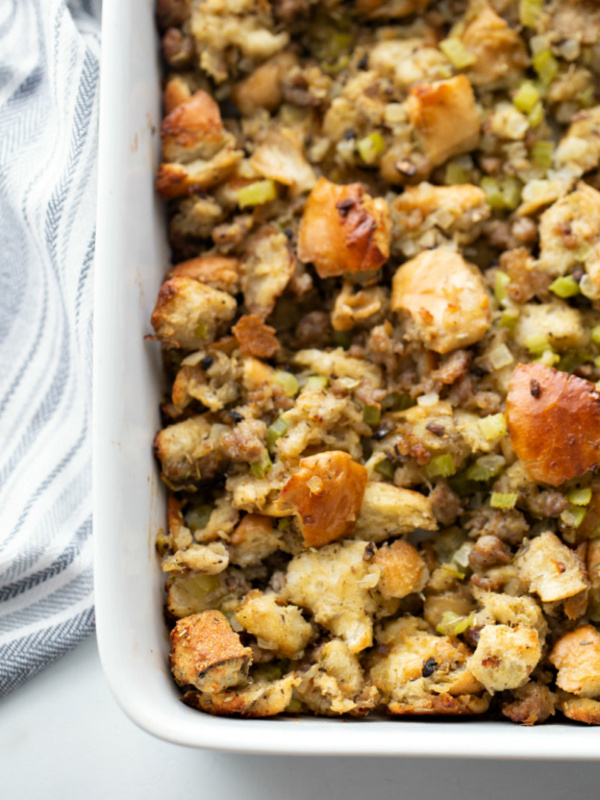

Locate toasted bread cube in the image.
[282,541,380,653]
[501,682,557,726]
[506,363,600,486]
[461,6,528,87]
[407,76,480,168]
[474,591,548,641]
[160,89,226,164]
[229,514,281,567]
[374,540,429,599]
[241,226,296,318]
[468,625,541,694]
[331,283,387,332]
[550,625,600,698]
[391,249,490,354]
[162,542,229,575]
[514,531,589,603]
[156,148,242,200]
[538,183,600,277]
[232,314,279,358]
[293,347,383,388]
[555,106,600,176]
[154,415,225,485]
[231,53,297,116]
[370,615,486,715]
[558,695,600,725]
[235,590,314,658]
[296,639,379,716]
[182,673,298,717]
[250,126,316,195]
[354,482,437,543]
[514,302,586,353]
[169,255,241,294]
[280,451,368,548]
[170,610,252,692]
[392,182,489,234]
[151,276,236,350]
[297,177,391,278]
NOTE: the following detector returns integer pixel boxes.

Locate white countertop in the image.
[1,634,599,799]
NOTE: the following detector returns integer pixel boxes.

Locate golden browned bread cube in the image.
[232,314,280,358]
[373,540,429,599]
[235,590,314,658]
[297,177,391,278]
[170,610,252,692]
[514,531,589,604]
[468,624,542,694]
[280,450,368,548]
[506,362,600,486]
[550,625,600,698]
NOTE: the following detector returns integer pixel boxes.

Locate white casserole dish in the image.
[93,0,600,757]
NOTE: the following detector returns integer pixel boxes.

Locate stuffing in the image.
[151,276,237,350]
[280,451,368,548]
[391,250,491,354]
[235,590,314,658]
[467,624,542,694]
[182,673,299,716]
[232,314,280,358]
[370,615,488,715]
[506,363,600,486]
[281,541,380,653]
[538,183,600,278]
[241,226,296,318]
[152,0,600,725]
[501,682,557,726]
[297,178,391,278]
[461,6,528,88]
[353,482,437,543]
[407,76,480,169]
[170,610,252,691]
[296,639,380,716]
[549,625,600,698]
[514,531,590,603]
[228,514,281,567]
[190,0,289,84]
[169,255,241,294]
[153,416,227,486]
[249,127,317,195]
[374,540,429,599]
[513,302,586,353]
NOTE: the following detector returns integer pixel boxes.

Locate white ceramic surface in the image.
[93,0,600,757]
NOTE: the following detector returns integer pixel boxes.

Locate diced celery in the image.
[561,504,587,528]
[478,413,507,441]
[439,38,476,69]
[436,611,474,636]
[466,455,505,482]
[513,81,541,113]
[500,309,519,331]
[489,344,514,369]
[592,326,600,346]
[595,356,600,369]
[494,270,511,304]
[382,392,415,411]
[533,50,559,86]
[441,565,466,581]
[363,405,382,427]
[490,492,518,509]
[266,416,290,449]
[322,54,351,75]
[375,458,395,480]
[285,696,303,714]
[273,370,300,397]
[249,450,273,478]
[425,454,457,479]
[237,180,277,209]
[502,177,522,211]
[537,349,560,366]
[194,320,207,339]
[182,574,220,597]
[481,176,505,210]
[579,85,596,108]
[357,132,385,165]
[524,333,550,355]
[568,487,592,506]
[528,101,544,129]
[550,275,580,298]
[186,504,213,531]
[304,375,329,391]
[519,0,543,27]
[445,161,471,185]
[531,140,554,172]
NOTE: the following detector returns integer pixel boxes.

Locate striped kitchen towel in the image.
[0,0,101,695]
